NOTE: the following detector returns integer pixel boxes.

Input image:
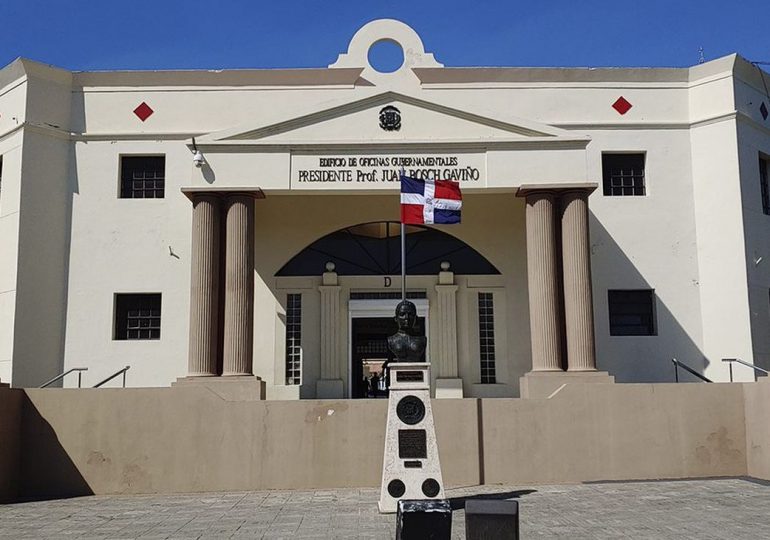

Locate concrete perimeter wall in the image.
[744,379,770,480]
[1,381,768,501]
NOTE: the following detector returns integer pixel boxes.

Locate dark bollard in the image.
[396,499,452,540]
[465,499,519,540]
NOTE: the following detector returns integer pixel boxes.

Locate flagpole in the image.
[400,168,406,303]
[401,220,406,302]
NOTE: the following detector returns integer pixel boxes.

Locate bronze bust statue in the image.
[387,300,426,362]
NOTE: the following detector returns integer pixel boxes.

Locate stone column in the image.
[561,190,597,371]
[434,263,463,398]
[187,194,220,377]
[525,191,563,371]
[222,194,255,376]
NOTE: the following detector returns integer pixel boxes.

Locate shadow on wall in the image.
[589,213,709,382]
[18,393,92,501]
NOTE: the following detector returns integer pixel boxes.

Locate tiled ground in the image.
[1,478,768,539]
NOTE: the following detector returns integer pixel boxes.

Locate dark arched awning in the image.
[276,221,500,276]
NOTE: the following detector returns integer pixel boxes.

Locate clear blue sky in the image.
[1,0,768,72]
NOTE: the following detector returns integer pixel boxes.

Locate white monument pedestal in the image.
[378,362,445,513]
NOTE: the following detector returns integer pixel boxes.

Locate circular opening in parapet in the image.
[367,39,404,73]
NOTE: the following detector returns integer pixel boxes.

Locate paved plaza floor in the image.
[1,478,768,539]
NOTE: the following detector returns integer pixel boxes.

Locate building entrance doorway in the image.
[350,316,425,399]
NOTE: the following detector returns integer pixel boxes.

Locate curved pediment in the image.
[194,91,588,147]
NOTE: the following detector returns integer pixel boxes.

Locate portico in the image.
[174,19,613,399]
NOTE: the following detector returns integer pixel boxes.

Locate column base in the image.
[435,378,464,398]
[519,371,614,399]
[316,378,344,399]
[172,375,266,401]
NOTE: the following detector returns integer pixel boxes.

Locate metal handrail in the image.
[39,367,88,388]
[672,358,712,383]
[722,358,769,382]
[93,366,130,388]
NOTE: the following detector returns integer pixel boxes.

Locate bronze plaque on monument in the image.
[398,429,427,459]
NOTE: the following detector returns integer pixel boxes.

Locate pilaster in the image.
[434,264,462,398]
[317,267,344,398]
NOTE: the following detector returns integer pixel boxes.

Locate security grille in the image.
[478,292,496,384]
[114,293,161,340]
[602,154,646,196]
[608,289,656,336]
[285,294,302,385]
[120,156,165,198]
[760,157,769,215]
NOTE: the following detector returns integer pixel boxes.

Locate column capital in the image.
[434,284,459,293]
[318,284,342,293]
[322,270,339,286]
[181,187,265,202]
[558,187,595,199]
[516,183,598,198]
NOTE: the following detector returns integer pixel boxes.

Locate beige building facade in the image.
[1,19,769,398]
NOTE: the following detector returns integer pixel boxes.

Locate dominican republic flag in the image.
[400,175,462,225]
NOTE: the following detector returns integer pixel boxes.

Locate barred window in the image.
[120,156,165,198]
[114,293,161,340]
[602,153,646,196]
[608,290,656,336]
[285,294,302,385]
[478,292,496,384]
[760,156,769,215]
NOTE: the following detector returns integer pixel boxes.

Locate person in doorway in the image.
[370,372,380,397]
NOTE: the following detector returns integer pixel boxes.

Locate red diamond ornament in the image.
[133,102,154,122]
[612,96,633,115]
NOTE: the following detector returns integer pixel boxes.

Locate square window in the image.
[120,156,165,199]
[602,153,646,196]
[115,293,161,340]
[608,290,656,336]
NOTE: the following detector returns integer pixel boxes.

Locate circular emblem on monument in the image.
[388,479,406,498]
[422,478,440,498]
[379,105,401,131]
[396,395,425,425]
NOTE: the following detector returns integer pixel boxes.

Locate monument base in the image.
[379,362,445,514]
[435,378,463,398]
[172,375,266,401]
[519,370,615,399]
[316,378,344,399]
